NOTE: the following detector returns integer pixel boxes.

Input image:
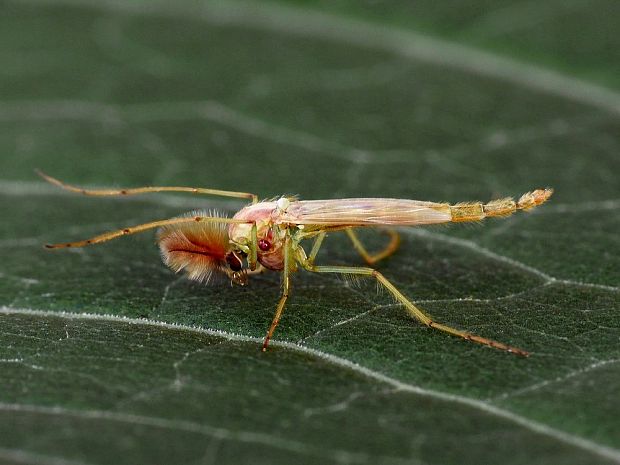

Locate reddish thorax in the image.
[230,201,287,271]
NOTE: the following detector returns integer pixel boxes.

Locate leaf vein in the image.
[1,306,619,463]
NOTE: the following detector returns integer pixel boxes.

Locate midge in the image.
[37,170,553,356]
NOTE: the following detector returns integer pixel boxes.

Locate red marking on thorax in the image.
[230,202,286,271]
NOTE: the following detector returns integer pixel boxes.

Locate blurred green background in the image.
[1,1,619,464]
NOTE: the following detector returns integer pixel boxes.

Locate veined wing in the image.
[281,198,451,226]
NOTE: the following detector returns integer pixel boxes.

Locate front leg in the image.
[262,232,292,350]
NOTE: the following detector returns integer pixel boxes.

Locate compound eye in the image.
[226,252,242,271]
[258,239,271,251]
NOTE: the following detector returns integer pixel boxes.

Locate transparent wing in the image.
[281,198,451,226]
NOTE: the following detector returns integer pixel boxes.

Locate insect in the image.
[37,170,553,356]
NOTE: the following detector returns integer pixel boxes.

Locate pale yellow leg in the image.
[306,231,326,265]
[300,260,528,356]
[345,228,401,265]
[45,216,252,249]
[37,169,258,204]
[262,234,292,351]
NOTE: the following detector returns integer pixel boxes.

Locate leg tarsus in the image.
[427,320,529,357]
[262,290,289,351]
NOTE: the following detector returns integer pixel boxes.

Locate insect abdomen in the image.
[450,188,553,222]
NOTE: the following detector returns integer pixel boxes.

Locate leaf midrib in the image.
[2,306,619,463]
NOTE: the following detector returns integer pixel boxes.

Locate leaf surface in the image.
[1,1,619,464]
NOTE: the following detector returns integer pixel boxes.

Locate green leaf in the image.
[1,0,619,464]
[275,0,620,90]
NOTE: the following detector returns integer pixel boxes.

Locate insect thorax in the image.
[230,201,286,271]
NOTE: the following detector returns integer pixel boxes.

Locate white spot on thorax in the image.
[276,197,290,212]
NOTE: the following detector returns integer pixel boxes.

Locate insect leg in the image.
[37,170,258,204]
[247,222,259,271]
[306,231,326,265]
[299,261,528,356]
[345,228,401,265]
[45,216,252,249]
[262,233,292,351]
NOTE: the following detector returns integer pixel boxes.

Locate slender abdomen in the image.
[279,189,553,226]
